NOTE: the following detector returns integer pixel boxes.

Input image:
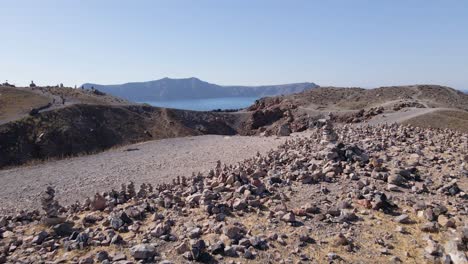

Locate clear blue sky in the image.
[1,0,467,89]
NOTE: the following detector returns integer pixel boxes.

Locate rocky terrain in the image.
[243,85,468,135]
[0,122,466,263]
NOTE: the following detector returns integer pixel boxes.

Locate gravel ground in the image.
[0,134,291,214]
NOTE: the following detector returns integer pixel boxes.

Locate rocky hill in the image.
[243,85,468,135]
[0,123,466,263]
[83,77,318,101]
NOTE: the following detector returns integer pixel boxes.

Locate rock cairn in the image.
[0,123,467,264]
[40,186,62,219]
[320,118,338,144]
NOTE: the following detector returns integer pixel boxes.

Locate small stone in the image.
[244,249,255,259]
[239,238,251,247]
[387,184,400,191]
[110,217,124,230]
[210,241,225,255]
[112,252,127,262]
[32,231,49,244]
[131,244,157,260]
[224,246,238,257]
[0,217,6,228]
[250,236,268,250]
[188,227,202,239]
[337,210,358,223]
[394,214,411,224]
[281,212,296,223]
[190,240,206,260]
[421,222,439,233]
[387,174,405,186]
[437,215,455,228]
[151,222,171,237]
[395,226,407,234]
[334,233,349,246]
[277,124,292,136]
[327,252,340,260]
[233,198,247,210]
[78,257,94,264]
[110,234,123,244]
[53,222,74,237]
[299,234,315,244]
[96,251,109,262]
[112,252,127,261]
[423,208,436,221]
[223,225,246,241]
[91,193,107,211]
[425,239,441,256]
[175,242,190,254]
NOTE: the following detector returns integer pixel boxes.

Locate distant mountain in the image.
[82,77,318,101]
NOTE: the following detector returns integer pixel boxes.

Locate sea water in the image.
[140,97,259,111]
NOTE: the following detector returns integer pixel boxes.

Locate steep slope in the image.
[83,77,317,101]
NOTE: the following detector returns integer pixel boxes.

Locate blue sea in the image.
[140,97,259,111]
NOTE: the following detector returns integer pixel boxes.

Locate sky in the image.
[1,0,467,90]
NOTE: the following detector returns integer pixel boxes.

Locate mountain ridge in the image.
[82,77,318,101]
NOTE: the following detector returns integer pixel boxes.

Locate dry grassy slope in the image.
[42,86,130,105]
[0,86,50,123]
[0,85,130,125]
[402,110,468,133]
[0,104,238,168]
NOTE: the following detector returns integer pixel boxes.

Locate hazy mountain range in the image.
[82,77,318,101]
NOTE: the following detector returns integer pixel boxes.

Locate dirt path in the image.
[0,134,293,214]
[366,107,454,125]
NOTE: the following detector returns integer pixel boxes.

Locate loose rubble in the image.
[0,122,467,263]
